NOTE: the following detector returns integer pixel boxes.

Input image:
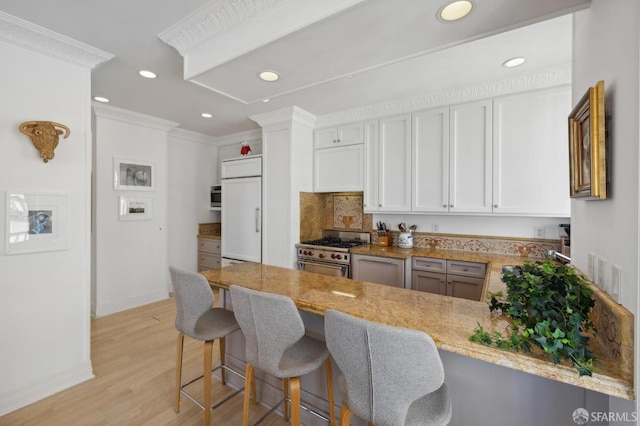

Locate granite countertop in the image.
[202,260,634,400]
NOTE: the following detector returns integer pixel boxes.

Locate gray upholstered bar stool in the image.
[324,309,452,426]
[169,266,254,425]
[229,285,336,426]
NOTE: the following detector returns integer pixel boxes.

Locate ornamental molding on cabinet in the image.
[315,63,572,128]
[0,11,114,69]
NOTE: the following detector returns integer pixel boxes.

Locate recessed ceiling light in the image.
[93,96,110,103]
[262,98,270,103]
[138,70,157,79]
[438,1,473,21]
[201,113,213,118]
[346,74,355,79]
[258,71,279,82]
[503,57,526,68]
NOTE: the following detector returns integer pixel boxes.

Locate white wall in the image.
[373,214,568,239]
[572,0,640,421]
[0,40,94,415]
[92,104,177,317]
[167,129,219,275]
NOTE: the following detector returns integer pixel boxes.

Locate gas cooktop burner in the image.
[300,237,367,249]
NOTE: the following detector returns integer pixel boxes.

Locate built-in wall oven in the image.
[210,185,221,208]
[296,230,370,278]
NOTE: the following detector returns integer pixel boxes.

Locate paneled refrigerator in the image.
[220,156,262,266]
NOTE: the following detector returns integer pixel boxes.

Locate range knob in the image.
[330,253,337,259]
[319,253,325,259]
[336,254,342,260]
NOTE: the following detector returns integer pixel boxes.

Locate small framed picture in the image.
[113,158,154,191]
[5,192,67,255]
[118,196,152,221]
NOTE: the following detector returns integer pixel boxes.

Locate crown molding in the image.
[216,128,262,145]
[169,128,218,144]
[315,63,572,128]
[0,11,114,69]
[158,0,283,55]
[92,103,179,132]
[249,106,316,128]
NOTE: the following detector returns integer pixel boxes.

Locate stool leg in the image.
[242,363,255,426]
[325,358,336,426]
[282,377,289,421]
[219,337,226,385]
[339,404,352,426]
[290,377,301,426]
[204,340,213,426]
[175,333,184,413]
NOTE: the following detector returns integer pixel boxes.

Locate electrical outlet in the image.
[534,226,545,239]
[597,258,608,291]
[611,265,621,302]
[432,224,440,233]
[587,253,595,281]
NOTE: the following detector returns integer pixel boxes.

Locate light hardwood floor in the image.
[0,293,287,425]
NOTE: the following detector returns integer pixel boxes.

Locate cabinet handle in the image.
[378,204,382,207]
[255,208,261,232]
[449,204,454,208]
[494,204,498,208]
[362,257,393,264]
[426,263,431,267]
[443,204,447,208]
[463,267,469,271]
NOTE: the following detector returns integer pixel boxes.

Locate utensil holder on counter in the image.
[378,231,392,246]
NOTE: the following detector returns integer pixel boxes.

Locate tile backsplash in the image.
[300,192,372,241]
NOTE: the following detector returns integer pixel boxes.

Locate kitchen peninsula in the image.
[202,262,634,403]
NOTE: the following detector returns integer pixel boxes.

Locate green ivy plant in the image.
[470,259,597,376]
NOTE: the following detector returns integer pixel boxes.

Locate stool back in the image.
[169,266,215,338]
[229,285,305,376]
[325,310,445,426]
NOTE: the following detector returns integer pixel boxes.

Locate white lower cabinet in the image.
[351,254,405,288]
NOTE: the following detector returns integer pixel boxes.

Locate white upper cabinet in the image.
[314,123,364,149]
[363,120,379,211]
[492,86,571,216]
[449,100,493,213]
[313,122,364,192]
[377,114,412,212]
[412,101,492,213]
[412,107,449,212]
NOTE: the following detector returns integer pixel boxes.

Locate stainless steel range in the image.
[296,230,370,278]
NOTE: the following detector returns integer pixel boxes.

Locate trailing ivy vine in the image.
[469,259,597,376]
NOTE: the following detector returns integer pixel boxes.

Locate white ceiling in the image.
[0,0,587,137]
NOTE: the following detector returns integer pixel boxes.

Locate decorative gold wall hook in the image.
[19,121,70,163]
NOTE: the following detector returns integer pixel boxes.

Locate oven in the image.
[298,258,349,277]
[296,230,370,278]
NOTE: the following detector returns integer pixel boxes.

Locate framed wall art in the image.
[113,158,155,191]
[568,80,607,199]
[5,192,68,255]
[118,196,152,221]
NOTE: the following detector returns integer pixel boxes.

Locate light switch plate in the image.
[597,258,608,291]
[534,226,545,239]
[587,253,595,281]
[432,224,440,233]
[611,265,621,302]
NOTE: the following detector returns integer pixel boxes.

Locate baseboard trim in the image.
[93,290,168,317]
[0,361,94,417]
